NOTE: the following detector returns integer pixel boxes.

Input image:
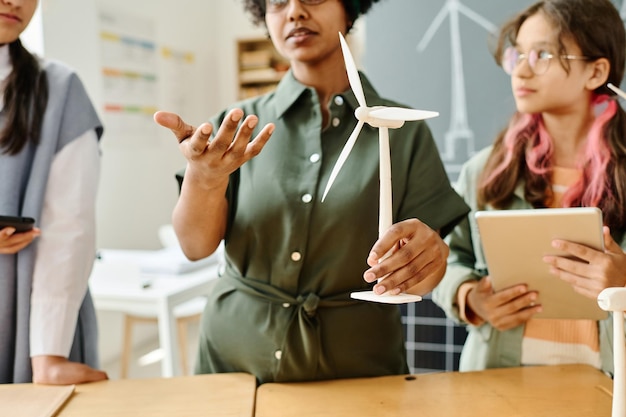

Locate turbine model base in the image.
[351,290,422,304]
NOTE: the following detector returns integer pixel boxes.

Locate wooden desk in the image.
[255,365,613,416]
[57,373,256,417]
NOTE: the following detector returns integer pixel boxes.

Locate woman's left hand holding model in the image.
[365,219,449,296]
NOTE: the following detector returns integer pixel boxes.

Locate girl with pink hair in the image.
[433,0,626,377]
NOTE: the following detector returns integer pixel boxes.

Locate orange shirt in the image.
[521,167,600,368]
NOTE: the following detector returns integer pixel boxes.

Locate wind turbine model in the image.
[597,287,626,417]
[599,82,626,417]
[321,32,439,304]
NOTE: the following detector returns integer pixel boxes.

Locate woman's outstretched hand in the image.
[153,109,274,188]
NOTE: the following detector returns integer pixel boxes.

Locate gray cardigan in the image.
[0,60,102,383]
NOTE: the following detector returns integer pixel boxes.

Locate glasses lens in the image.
[527,49,540,74]
[267,0,325,10]
[531,49,553,75]
[267,0,288,11]
[502,47,518,75]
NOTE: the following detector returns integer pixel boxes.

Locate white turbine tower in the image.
[597,287,626,417]
[322,33,439,304]
[417,0,497,163]
[596,82,626,417]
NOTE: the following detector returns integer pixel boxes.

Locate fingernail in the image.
[363,271,376,282]
[374,285,385,295]
[231,111,243,122]
[247,118,258,128]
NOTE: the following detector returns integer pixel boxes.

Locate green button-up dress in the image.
[193,70,469,383]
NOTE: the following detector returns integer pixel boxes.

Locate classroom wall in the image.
[39,0,266,252]
[37,0,266,366]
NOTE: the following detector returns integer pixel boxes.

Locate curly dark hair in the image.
[242,0,381,28]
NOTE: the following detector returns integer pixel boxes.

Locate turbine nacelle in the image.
[355,106,406,129]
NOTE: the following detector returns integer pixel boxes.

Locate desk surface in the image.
[256,364,613,417]
[57,373,256,417]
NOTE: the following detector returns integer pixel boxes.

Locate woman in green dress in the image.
[155,0,469,383]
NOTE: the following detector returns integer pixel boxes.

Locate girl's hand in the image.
[0,227,40,254]
[544,226,626,299]
[31,355,108,385]
[467,276,541,331]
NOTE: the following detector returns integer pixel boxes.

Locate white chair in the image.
[120,295,208,378]
[119,224,216,378]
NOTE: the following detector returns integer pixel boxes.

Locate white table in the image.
[89,251,220,377]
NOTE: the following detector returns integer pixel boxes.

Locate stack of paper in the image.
[98,243,223,275]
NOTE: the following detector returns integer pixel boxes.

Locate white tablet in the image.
[475,207,607,320]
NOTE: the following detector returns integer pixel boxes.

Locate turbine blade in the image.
[457,3,498,34]
[416,4,449,52]
[321,120,364,202]
[339,32,367,108]
[369,107,439,121]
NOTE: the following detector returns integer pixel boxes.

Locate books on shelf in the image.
[239,49,272,69]
[239,67,283,84]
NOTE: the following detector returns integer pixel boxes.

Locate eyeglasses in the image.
[266,0,327,13]
[502,46,591,76]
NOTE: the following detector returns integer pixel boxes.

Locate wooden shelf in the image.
[237,37,289,99]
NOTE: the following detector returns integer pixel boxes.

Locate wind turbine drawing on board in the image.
[321,32,439,304]
[416,0,497,163]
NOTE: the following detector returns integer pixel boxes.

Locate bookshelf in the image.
[237,37,289,99]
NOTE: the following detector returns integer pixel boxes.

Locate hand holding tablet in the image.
[475,207,607,320]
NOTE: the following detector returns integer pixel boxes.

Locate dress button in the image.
[301,194,312,203]
[291,252,302,262]
[332,117,340,127]
[309,153,320,163]
[334,96,344,106]
[282,303,290,308]
[274,350,282,360]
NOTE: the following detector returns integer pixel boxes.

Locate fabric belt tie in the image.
[298,293,320,317]
[222,274,360,380]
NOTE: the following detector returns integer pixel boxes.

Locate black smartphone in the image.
[0,215,36,233]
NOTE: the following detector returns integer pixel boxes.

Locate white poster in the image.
[98,9,159,146]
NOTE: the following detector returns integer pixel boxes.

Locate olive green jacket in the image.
[432,146,624,375]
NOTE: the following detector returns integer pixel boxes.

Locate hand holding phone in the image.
[0,215,36,233]
[0,216,39,254]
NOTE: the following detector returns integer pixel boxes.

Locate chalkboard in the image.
[364,0,625,181]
